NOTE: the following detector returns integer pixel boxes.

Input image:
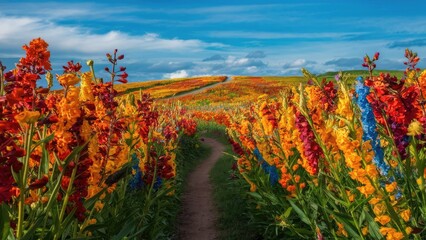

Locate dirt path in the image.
[164,76,230,100]
[177,138,224,240]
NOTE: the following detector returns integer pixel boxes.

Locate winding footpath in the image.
[177,138,224,240]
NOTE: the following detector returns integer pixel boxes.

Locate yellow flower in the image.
[373,203,386,216]
[249,182,257,192]
[389,160,398,168]
[369,197,381,205]
[365,164,378,178]
[385,182,397,193]
[380,227,393,236]
[336,222,348,237]
[87,219,97,225]
[380,227,403,239]
[375,215,391,225]
[57,73,80,86]
[407,119,423,136]
[388,231,404,240]
[400,209,411,222]
[45,71,53,88]
[346,190,355,202]
[79,72,94,101]
[14,110,40,124]
[362,226,368,236]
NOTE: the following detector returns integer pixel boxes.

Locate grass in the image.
[210,147,260,240]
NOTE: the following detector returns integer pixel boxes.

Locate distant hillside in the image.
[318,69,405,80]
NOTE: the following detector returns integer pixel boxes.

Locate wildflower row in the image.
[0,38,197,239]
[227,51,425,239]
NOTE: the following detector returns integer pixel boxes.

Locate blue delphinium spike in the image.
[129,153,144,190]
[253,148,279,185]
[355,76,389,176]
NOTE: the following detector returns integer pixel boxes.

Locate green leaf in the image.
[20,218,43,240]
[111,219,138,240]
[358,209,366,227]
[30,133,54,152]
[60,143,88,168]
[365,212,382,239]
[247,192,263,201]
[40,146,49,175]
[43,170,65,214]
[288,200,311,225]
[326,209,359,238]
[11,166,20,186]
[0,204,10,240]
[283,206,292,219]
[84,188,107,210]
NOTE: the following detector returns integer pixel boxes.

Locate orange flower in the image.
[385,182,397,193]
[375,215,391,225]
[21,37,51,71]
[57,73,80,86]
[14,110,40,124]
[362,226,368,236]
[400,209,411,222]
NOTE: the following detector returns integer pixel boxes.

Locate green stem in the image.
[138,151,157,228]
[16,123,35,239]
[59,161,78,222]
[54,157,78,240]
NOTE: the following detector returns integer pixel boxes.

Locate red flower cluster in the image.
[366,73,421,159]
[295,111,323,175]
[135,94,158,143]
[143,149,174,185]
[0,136,24,202]
[229,139,245,156]
[1,38,51,203]
[320,80,337,112]
[177,118,197,136]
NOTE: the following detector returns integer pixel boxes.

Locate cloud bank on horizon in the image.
[1,0,426,82]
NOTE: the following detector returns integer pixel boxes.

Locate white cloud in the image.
[207,31,366,40]
[163,70,189,79]
[0,16,224,56]
[225,56,266,67]
[282,59,316,68]
[246,66,258,73]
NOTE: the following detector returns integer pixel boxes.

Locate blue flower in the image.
[253,148,279,185]
[129,153,144,190]
[153,176,162,190]
[355,76,389,176]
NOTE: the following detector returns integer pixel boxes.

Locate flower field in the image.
[164,76,306,107]
[224,52,426,239]
[0,38,198,239]
[1,38,425,239]
[115,75,227,98]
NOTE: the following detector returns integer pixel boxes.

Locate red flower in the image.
[29,176,49,190]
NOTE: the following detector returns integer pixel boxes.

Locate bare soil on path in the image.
[177,138,224,240]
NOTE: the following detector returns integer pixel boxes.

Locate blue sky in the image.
[1,0,426,83]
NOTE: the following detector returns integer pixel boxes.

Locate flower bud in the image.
[45,71,53,88]
[86,59,94,67]
[373,52,380,61]
[117,54,124,60]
